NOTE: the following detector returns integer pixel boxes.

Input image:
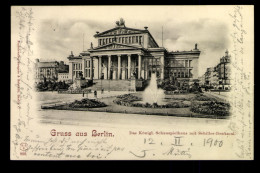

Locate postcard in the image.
[10,5,254,160]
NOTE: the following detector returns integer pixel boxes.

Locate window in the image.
[129,37,131,43]
[178,71,181,78]
[148,59,152,65]
[156,71,160,78]
[136,36,138,43]
[156,59,160,65]
[185,70,189,78]
[181,71,184,78]
[139,36,142,44]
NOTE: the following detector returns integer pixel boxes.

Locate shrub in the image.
[113,94,189,108]
[190,101,230,116]
[69,98,106,108]
[192,94,217,101]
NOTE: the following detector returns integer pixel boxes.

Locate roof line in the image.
[94,26,147,37]
[90,42,144,50]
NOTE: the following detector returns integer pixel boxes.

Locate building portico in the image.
[81,52,144,80]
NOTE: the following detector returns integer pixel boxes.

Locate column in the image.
[82,58,86,78]
[90,57,93,80]
[145,59,148,80]
[138,54,141,79]
[108,55,111,79]
[98,56,102,79]
[128,54,131,79]
[118,55,121,80]
[69,62,73,81]
[160,56,164,80]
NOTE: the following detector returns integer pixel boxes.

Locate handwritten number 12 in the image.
[144,138,155,144]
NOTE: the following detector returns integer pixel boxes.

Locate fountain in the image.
[142,73,165,105]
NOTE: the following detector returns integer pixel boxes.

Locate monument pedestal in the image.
[130,76,136,92]
[74,78,87,88]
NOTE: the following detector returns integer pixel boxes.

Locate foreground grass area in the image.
[42,92,230,119]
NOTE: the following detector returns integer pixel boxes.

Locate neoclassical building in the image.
[68,19,200,89]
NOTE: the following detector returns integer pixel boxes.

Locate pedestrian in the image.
[101,88,104,94]
[94,90,97,98]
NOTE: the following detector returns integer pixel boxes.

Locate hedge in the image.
[69,98,107,108]
[190,101,230,116]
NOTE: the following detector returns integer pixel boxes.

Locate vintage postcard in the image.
[10,5,254,160]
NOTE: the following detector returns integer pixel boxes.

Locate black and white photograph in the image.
[10,5,254,160]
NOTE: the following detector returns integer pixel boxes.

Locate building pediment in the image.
[95,27,147,37]
[90,43,144,51]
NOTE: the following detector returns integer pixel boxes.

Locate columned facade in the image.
[67,21,201,88]
[85,53,144,80]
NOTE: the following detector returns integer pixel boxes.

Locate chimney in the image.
[35,58,40,63]
[96,31,99,34]
[144,26,148,30]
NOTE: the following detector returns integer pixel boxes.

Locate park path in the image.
[36,91,130,109]
[204,91,231,102]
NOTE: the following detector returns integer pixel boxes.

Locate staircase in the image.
[88,79,131,91]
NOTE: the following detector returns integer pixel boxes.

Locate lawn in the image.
[44,92,230,119]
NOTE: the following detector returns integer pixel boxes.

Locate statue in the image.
[195,43,198,50]
[90,42,93,49]
[115,18,125,27]
[113,35,117,42]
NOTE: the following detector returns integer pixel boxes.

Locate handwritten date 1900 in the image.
[203,138,223,147]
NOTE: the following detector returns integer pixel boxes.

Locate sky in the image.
[28,6,235,76]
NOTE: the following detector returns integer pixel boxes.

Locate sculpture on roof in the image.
[116,18,125,27]
[195,43,198,50]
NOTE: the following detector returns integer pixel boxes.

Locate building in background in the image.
[199,50,231,90]
[217,50,231,89]
[57,73,70,83]
[198,74,206,87]
[68,19,200,90]
[35,59,69,83]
